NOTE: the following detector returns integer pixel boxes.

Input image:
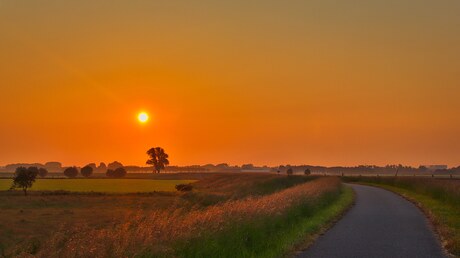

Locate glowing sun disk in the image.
[138,112,149,123]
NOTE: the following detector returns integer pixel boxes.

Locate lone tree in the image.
[38,168,48,178]
[64,167,79,178]
[81,165,93,178]
[304,169,311,175]
[287,168,294,176]
[11,167,38,196]
[146,147,170,173]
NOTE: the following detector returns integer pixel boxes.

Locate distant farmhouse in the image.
[424,165,448,171]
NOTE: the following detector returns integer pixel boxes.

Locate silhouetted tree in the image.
[114,167,127,178]
[81,166,93,178]
[86,163,97,171]
[11,167,37,196]
[287,168,294,176]
[242,164,254,170]
[106,169,115,177]
[38,168,48,178]
[97,162,107,173]
[108,161,124,170]
[304,169,311,175]
[63,167,79,178]
[146,147,170,173]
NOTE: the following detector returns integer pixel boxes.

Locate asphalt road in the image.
[297,184,446,258]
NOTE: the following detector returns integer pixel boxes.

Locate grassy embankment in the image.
[3,174,353,257]
[345,176,460,256]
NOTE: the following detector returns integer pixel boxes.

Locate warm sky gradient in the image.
[1,1,459,167]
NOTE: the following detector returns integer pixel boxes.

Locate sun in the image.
[138,112,149,123]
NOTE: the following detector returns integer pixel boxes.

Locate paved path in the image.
[297,184,446,258]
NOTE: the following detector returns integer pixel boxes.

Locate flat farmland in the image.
[0,179,196,193]
[0,174,353,257]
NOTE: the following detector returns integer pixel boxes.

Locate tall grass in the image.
[32,177,346,258]
[346,177,460,256]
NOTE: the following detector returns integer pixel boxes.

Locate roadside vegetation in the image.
[345,176,460,256]
[1,174,352,257]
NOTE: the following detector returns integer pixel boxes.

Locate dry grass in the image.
[1,173,321,257]
[28,177,340,258]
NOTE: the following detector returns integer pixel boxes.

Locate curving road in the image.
[297,184,446,258]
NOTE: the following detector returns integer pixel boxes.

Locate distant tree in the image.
[216,163,229,169]
[108,161,123,170]
[27,167,40,177]
[97,162,107,173]
[106,167,127,178]
[38,168,48,178]
[11,167,37,196]
[287,168,294,176]
[242,164,255,170]
[86,163,97,171]
[114,167,127,178]
[106,169,115,177]
[304,169,311,175]
[45,162,62,172]
[146,147,170,173]
[81,166,93,178]
[63,167,79,178]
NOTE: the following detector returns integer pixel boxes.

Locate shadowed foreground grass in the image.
[29,177,352,258]
[345,177,460,256]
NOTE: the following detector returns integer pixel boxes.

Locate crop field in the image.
[0,174,352,257]
[0,179,196,193]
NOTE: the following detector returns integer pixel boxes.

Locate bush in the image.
[63,167,79,178]
[176,184,193,192]
[304,169,311,175]
[287,168,294,176]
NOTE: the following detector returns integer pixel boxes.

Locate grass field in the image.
[345,177,460,256]
[0,174,352,257]
[0,179,196,193]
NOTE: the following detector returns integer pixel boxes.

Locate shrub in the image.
[287,168,294,176]
[304,169,311,175]
[176,184,193,192]
[63,167,79,178]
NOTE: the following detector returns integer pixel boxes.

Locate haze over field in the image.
[1,0,459,167]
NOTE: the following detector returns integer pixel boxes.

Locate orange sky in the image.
[1,1,459,167]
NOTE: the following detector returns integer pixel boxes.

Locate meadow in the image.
[345,176,460,256]
[0,179,196,193]
[0,173,352,258]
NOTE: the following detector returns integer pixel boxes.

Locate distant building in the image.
[424,165,448,171]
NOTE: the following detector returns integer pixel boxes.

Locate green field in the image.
[0,179,196,193]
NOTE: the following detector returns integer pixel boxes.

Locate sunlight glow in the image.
[138,112,149,123]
